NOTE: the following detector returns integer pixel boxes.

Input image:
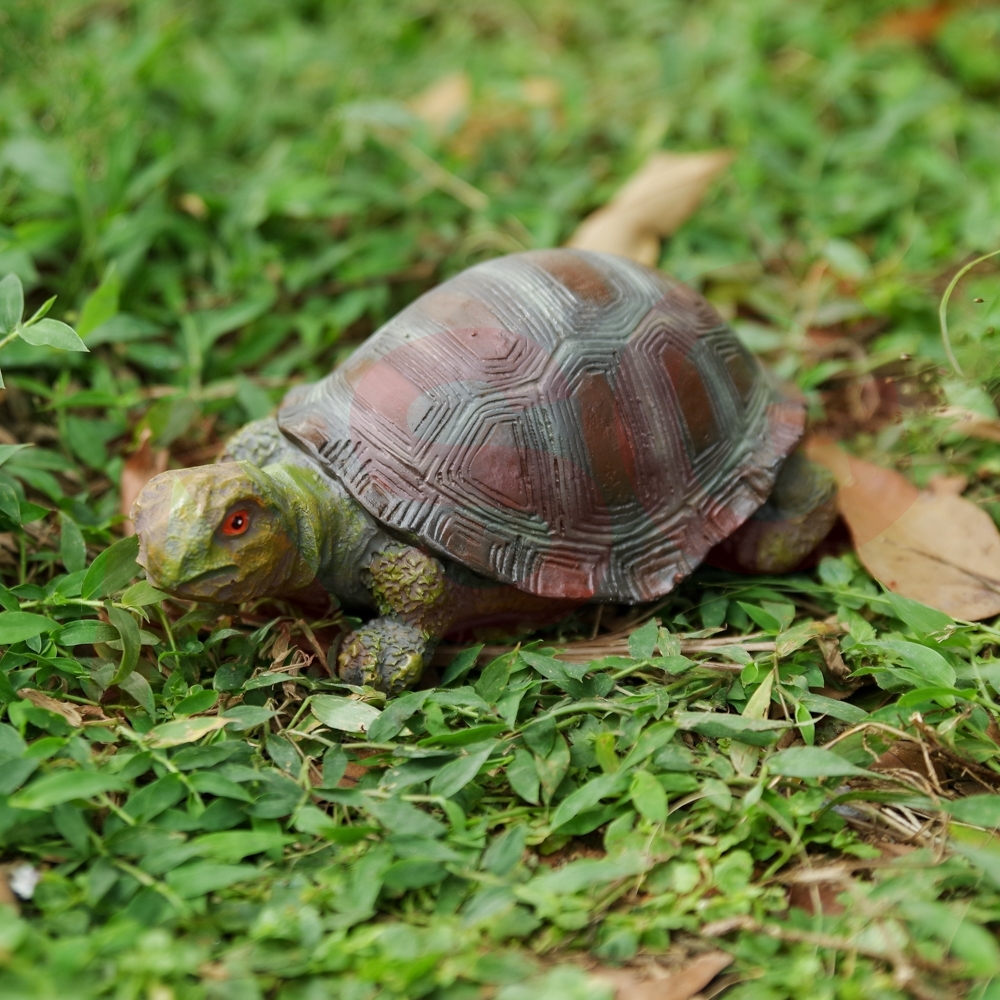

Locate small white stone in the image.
[9,864,40,900]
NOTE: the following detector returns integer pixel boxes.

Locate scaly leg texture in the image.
[337,543,574,692]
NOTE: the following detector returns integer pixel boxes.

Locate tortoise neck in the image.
[262,461,385,605]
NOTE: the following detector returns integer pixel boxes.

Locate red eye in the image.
[223,510,251,536]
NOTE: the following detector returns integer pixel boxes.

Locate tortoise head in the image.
[132,461,320,603]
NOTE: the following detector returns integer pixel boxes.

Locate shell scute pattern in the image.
[278,249,804,602]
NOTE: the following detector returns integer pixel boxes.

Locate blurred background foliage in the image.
[1,0,1000,486]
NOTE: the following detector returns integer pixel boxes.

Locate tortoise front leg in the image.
[337,543,574,693]
[337,545,447,693]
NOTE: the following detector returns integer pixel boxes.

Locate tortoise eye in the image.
[222,510,251,536]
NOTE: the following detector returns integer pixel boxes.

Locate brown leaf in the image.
[806,438,1000,620]
[410,72,471,134]
[121,429,168,536]
[567,151,733,266]
[866,2,954,43]
[592,952,733,1000]
[871,740,935,778]
[940,406,1000,444]
[521,77,561,108]
[17,689,83,728]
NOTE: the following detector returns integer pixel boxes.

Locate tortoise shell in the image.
[278,249,804,602]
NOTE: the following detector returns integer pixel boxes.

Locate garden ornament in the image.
[133,250,837,692]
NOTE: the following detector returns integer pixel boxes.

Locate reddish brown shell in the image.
[278,249,804,602]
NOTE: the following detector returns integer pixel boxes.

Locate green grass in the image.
[3,1,1000,997]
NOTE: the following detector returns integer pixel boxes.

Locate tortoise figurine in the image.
[133,249,837,693]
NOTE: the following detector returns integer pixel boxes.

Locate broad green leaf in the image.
[620,721,678,769]
[738,602,783,632]
[946,795,1000,830]
[187,771,254,801]
[76,266,121,339]
[54,620,119,646]
[0,758,39,796]
[119,580,169,608]
[551,771,624,830]
[475,651,513,704]
[222,706,277,730]
[0,481,20,525]
[10,770,126,810]
[0,723,26,757]
[0,444,32,468]
[524,851,651,896]
[877,640,956,688]
[120,671,155,717]
[418,723,508,747]
[677,712,788,746]
[0,611,58,646]
[293,805,375,843]
[165,862,259,899]
[124,773,186,821]
[506,748,540,805]
[518,650,586,698]
[630,770,667,823]
[362,796,446,838]
[367,689,430,743]
[0,274,23,334]
[594,731,619,773]
[429,740,497,798]
[192,830,293,861]
[628,618,659,659]
[265,734,298,774]
[18,318,88,352]
[311,694,382,733]
[59,513,86,574]
[535,733,570,804]
[731,666,775,776]
[482,824,527,877]
[775,621,826,658]
[242,671,289,690]
[799,692,868,724]
[174,689,219,716]
[440,643,484,685]
[383,859,448,891]
[146,715,233,748]
[883,591,954,636]
[768,746,871,778]
[107,605,141,684]
[80,534,139,600]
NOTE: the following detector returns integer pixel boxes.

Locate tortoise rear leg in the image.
[715,449,838,574]
[337,543,575,693]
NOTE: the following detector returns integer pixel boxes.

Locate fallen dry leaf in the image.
[121,428,168,535]
[410,72,471,134]
[807,438,1000,620]
[18,688,83,728]
[592,952,733,1000]
[866,2,954,43]
[568,150,733,266]
[521,76,561,107]
[941,406,1000,444]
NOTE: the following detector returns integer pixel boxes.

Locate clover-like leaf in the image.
[18,317,89,352]
[0,274,24,335]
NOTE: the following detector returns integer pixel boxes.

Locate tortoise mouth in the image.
[154,564,240,601]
